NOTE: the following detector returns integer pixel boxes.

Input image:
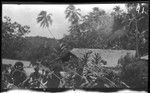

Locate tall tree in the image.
[78,7,107,48]
[91,7,106,27]
[65,5,82,47]
[108,6,127,49]
[65,4,81,25]
[108,3,148,55]
[37,11,57,41]
[125,3,148,57]
[37,11,66,58]
[64,6,110,49]
[82,7,106,32]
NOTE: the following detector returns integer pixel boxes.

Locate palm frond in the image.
[47,15,53,25]
[68,16,74,23]
[45,19,49,27]
[40,20,46,28]
[38,11,47,16]
[37,11,53,28]
[67,5,75,11]
[65,11,71,19]
[36,16,44,23]
[65,9,70,14]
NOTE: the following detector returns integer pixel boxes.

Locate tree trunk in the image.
[47,28,60,46]
[135,20,140,58]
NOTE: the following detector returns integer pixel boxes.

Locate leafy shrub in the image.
[119,53,148,88]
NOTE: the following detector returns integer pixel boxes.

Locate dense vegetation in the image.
[2,3,148,89]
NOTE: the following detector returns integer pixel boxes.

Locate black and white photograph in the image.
[1,2,148,92]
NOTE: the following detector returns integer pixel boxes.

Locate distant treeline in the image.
[2,35,58,61]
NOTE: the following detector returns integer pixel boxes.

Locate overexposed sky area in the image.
[2,4,127,39]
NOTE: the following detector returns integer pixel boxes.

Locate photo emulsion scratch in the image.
[1,2,148,93]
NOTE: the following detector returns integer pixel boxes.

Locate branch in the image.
[137,16,145,21]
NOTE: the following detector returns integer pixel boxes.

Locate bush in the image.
[119,53,148,88]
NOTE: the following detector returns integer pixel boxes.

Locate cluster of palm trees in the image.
[36,5,81,46]
[36,3,148,65]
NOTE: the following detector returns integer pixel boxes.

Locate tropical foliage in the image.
[2,16,30,59]
[2,3,148,89]
[118,53,148,88]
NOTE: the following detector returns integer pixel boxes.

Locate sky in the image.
[2,4,127,39]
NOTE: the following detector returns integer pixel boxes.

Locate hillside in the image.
[2,36,60,61]
[25,36,58,48]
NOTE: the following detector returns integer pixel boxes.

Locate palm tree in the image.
[82,7,106,32]
[92,7,106,30]
[93,7,106,16]
[65,4,81,25]
[37,11,68,66]
[113,6,120,11]
[65,5,82,47]
[37,11,57,41]
[112,6,123,17]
